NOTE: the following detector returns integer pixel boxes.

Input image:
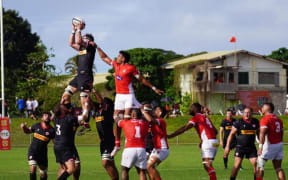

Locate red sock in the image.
[155,178,162,180]
[256,178,262,180]
[207,167,217,180]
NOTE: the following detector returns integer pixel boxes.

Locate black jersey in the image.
[220,118,236,140]
[29,122,55,153]
[54,115,79,148]
[92,103,115,143]
[233,118,259,148]
[77,44,96,76]
[146,123,154,153]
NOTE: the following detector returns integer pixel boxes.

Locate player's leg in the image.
[203,158,217,180]
[61,84,77,105]
[121,166,131,180]
[202,140,218,180]
[58,160,75,180]
[248,157,257,179]
[102,159,119,180]
[223,142,228,169]
[73,158,81,180]
[79,90,91,122]
[272,159,286,180]
[57,163,66,179]
[135,167,147,180]
[230,157,243,180]
[147,156,161,180]
[256,157,267,180]
[124,94,134,119]
[38,165,48,180]
[28,160,37,180]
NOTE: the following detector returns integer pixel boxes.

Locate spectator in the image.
[32,98,38,120]
[17,97,25,118]
[26,98,34,119]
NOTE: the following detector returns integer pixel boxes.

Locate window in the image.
[238,72,249,85]
[258,72,279,85]
[196,72,204,81]
[213,72,225,84]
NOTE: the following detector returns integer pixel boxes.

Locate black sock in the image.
[224,157,228,168]
[230,177,236,180]
[30,173,36,180]
[40,176,47,180]
[254,175,256,180]
[58,171,70,180]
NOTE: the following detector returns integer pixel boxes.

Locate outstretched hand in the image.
[155,89,164,95]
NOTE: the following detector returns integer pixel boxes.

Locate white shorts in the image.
[115,94,140,110]
[261,142,283,160]
[150,149,170,162]
[121,148,147,169]
[201,139,219,159]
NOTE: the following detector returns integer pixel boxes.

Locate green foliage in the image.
[179,93,192,114]
[105,48,183,102]
[1,9,54,113]
[65,55,79,74]
[268,47,288,62]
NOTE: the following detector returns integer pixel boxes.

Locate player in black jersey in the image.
[224,107,259,180]
[53,104,83,180]
[91,88,119,180]
[220,109,237,169]
[21,112,55,180]
[61,21,97,128]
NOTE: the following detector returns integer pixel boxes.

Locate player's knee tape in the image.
[28,160,37,166]
[257,157,267,171]
[80,92,89,98]
[39,169,47,175]
[65,86,74,96]
[75,160,81,164]
[82,109,89,117]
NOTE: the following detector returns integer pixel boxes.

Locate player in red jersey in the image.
[143,106,169,180]
[116,106,155,180]
[256,103,286,180]
[168,103,218,180]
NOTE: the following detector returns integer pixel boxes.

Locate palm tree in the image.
[65,55,79,75]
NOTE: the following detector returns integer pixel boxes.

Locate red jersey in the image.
[188,113,216,141]
[110,60,140,94]
[260,114,283,144]
[118,119,149,148]
[151,118,169,149]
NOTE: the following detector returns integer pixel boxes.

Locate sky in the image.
[3,0,288,73]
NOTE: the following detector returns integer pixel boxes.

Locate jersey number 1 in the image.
[135,126,141,138]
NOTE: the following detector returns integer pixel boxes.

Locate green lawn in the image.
[0,145,287,180]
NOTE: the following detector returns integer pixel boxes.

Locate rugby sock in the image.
[155,178,162,180]
[30,173,36,180]
[256,177,262,180]
[230,177,235,180]
[58,171,70,180]
[40,176,47,180]
[207,167,217,180]
[223,157,228,168]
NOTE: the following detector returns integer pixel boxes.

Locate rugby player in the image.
[168,103,218,180]
[61,21,97,127]
[256,103,286,180]
[116,106,156,180]
[219,109,237,169]
[224,107,259,180]
[53,104,83,180]
[91,89,119,180]
[145,106,169,180]
[21,112,55,180]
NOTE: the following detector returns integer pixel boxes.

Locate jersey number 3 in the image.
[56,124,61,135]
[275,121,281,133]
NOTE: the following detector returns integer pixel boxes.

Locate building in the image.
[162,50,288,114]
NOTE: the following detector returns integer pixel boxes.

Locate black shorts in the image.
[69,75,93,91]
[100,140,115,160]
[28,150,48,167]
[73,146,80,162]
[234,146,257,159]
[19,109,24,114]
[223,139,236,149]
[54,146,77,164]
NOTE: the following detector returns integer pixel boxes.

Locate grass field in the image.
[0,145,288,180]
[2,116,288,179]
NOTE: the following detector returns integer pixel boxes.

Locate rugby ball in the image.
[72,17,85,27]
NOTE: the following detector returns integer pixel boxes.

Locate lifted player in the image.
[53,104,83,180]
[168,103,218,180]
[224,107,259,180]
[91,89,119,180]
[61,20,97,126]
[256,103,286,180]
[21,112,55,180]
[145,105,169,180]
[219,109,237,169]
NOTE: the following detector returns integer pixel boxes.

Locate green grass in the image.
[0,145,288,180]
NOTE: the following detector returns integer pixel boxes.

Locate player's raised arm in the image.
[97,47,113,65]
[69,24,81,51]
[137,74,164,95]
[223,127,237,158]
[167,122,193,139]
[20,122,32,134]
[91,88,103,104]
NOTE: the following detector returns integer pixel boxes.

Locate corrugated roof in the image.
[161,50,288,69]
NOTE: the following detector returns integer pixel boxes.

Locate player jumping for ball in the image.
[61,20,97,127]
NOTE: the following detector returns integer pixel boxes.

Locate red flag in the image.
[230,36,236,43]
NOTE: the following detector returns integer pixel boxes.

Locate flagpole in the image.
[0,0,5,117]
